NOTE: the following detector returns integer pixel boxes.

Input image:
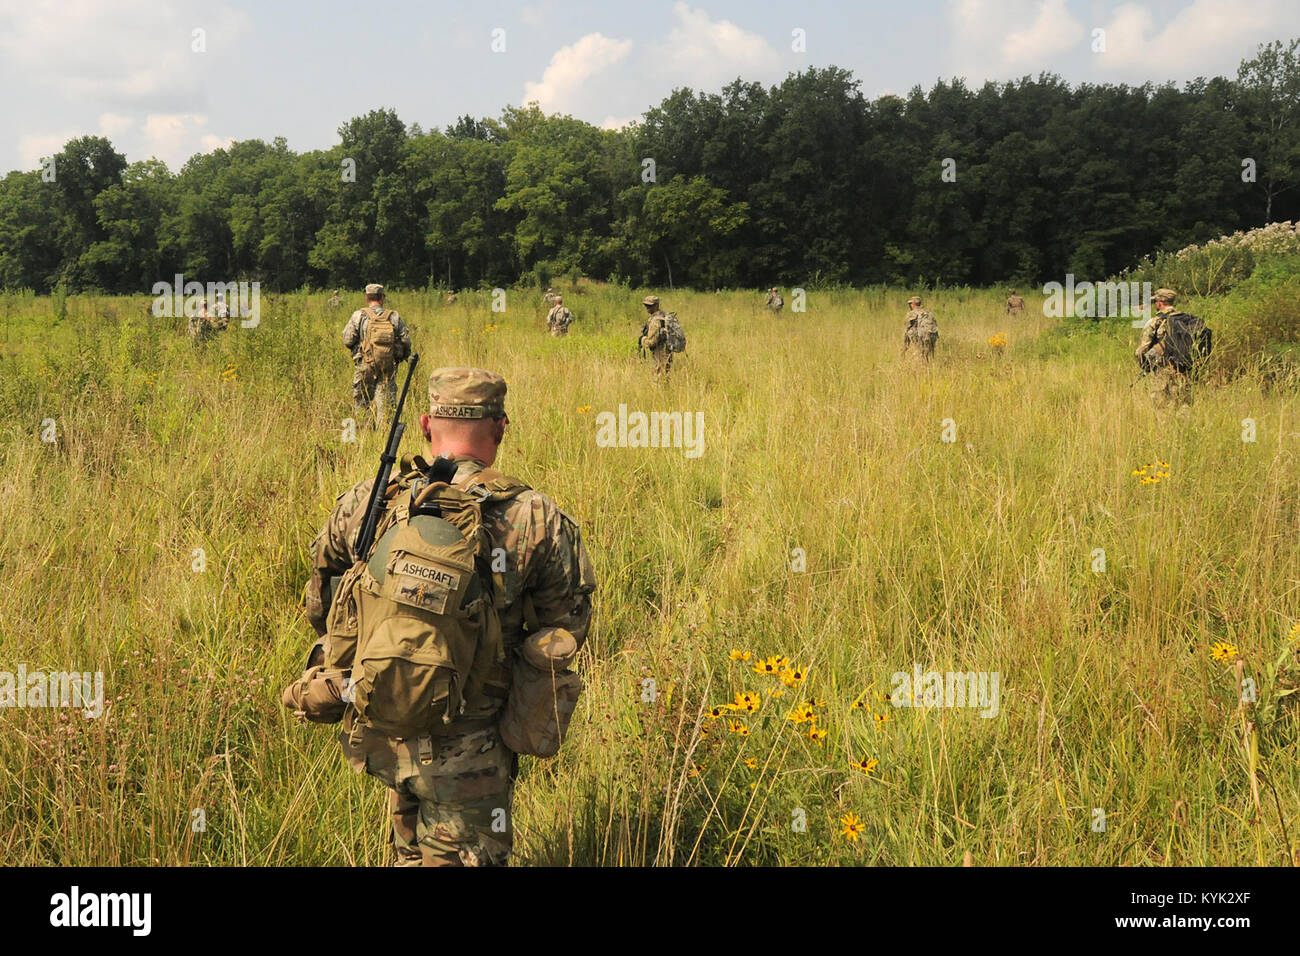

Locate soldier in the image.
[329,289,342,309]
[342,283,412,422]
[188,300,214,345]
[639,294,674,378]
[542,287,558,308]
[1134,288,1207,405]
[902,295,939,362]
[546,295,574,337]
[1005,288,1025,315]
[445,291,458,304]
[765,287,784,315]
[301,367,596,866]
[213,293,231,331]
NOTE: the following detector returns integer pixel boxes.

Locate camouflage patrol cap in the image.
[428,366,508,419]
[364,283,384,296]
[907,295,922,305]
[643,295,659,307]
[1151,288,1177,304]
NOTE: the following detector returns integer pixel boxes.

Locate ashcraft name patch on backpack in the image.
[391,557,460,614]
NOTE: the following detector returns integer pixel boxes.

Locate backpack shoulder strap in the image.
[462,466,530,501]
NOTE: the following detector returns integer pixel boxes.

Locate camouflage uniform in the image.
[640,295,673,378]
[1005,291,1025,315]
[902,297,938,362]
[303,368,596,867]
[1135,289,1193,405]
[188,304,217,345]
[213,296,231,331]
[765,288,784,314]
[329,290,342,309]
[342,284,412,418]
[542,288,558,308]
[546,301,574,337]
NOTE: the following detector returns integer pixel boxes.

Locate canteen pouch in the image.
[499,627,583,758]
[281,665,351,724]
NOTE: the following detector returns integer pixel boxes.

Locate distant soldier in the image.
[902,295,939,362]
[213,293,231,330]
[445,291,458,304]
[1005,289,1025,315]
[188,299,219,345]
[1134,288,1212,404]
[546,295,574,337]
[543,287,558,307]
[639,295,684,378]
[329,289,342,309]
[342,283,412,421]
[765,287,784,315]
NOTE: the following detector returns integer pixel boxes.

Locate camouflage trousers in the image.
[341,721,516,867]
[1147,366,1191,407]
[902,330,936,361]
[353,366,398,422]
[650,346,673,377]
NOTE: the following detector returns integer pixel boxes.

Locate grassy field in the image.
[1,283,1298,866]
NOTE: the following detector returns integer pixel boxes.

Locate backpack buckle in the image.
[418,735,434,765]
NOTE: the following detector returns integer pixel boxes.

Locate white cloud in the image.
[0,0,249,110]
[1093,0,1300,78]
[523,33,634,112]
[1001,0,1085,65]
[949,0,1086,78]
[600,115,638,130]
[17,131,78,170]
[139,113,223,169]
[98,112,135,138]
[652,2,781,87]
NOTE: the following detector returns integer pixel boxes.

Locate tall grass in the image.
[1,286,1297,866]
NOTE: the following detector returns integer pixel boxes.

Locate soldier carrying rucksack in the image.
[639,295,685,379]
[1134,288,1212,403]
[342,282,412,422]
[902,295,939,362]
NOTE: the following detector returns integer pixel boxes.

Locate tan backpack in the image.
[323,466,527,738]
[359,308,398,380]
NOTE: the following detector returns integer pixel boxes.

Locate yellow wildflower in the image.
[807,726,827,744]
[780,666,807,687]
[729,649,752,662]
[851,756,878,775]
[840,812,865,842]
[1209,641,1238,663]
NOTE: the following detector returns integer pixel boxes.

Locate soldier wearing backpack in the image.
[639,294,685,378]
[546,295,574,336]
[1135,288,1212,403]
[294,366,596,866]
[766,288,784,315]
[342,283,412,420]
[902,295,939,362]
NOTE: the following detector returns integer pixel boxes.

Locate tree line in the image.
[2,40,1299,295]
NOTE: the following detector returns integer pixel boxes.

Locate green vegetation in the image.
[2,285,1297,865]
[5,39,1300,294]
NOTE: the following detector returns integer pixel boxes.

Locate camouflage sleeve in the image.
[303,478,374,635]
[513,493,596,649]
[342,311,363,350]
[643,317,664,349]
[1135,316,1159,362]
[392,311,412,360]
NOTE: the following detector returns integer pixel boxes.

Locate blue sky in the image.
[3,0,1298,175]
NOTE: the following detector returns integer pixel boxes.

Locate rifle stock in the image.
[354,353,420,560]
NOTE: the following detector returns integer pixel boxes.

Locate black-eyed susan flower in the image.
[707,705,728,719]
[850,691,870,710]
[772,655,790,670]
[687,763,703,778]
[780,666,808,687]
[873,712,891,728]
[851,756,878,775]
[732,691,761,713]
[752,657,779,675]
[744,757,758,769]
[840,812,865,842]
[787,703,816,724]
[729,649,752,662]
[804,697,826,709]
[807,726,827,744]
[577,405,591,414]
[727,719,749,736]
[1209,641,1238,663]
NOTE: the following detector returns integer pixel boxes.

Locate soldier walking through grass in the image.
[342,282,412,423]
[902,295,939,362]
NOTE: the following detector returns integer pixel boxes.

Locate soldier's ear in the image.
[419,413,432,442]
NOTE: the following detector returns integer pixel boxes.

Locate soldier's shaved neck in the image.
[420,413,505,466]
